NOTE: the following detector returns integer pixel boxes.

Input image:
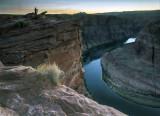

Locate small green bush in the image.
[36,63,61,86]
[14,20,28,28]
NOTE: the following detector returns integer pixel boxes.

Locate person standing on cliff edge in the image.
[34,7,38,16]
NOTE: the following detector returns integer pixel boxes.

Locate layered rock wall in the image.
[47,12,160,53]
[135,20,160,69]
[0,18,84,93]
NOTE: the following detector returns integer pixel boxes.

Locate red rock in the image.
[0,18,83,93]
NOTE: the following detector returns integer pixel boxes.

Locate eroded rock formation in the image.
[135,20,160,69]
[0,65,126,116]
[0,18,84,93]
[101,20,160,107]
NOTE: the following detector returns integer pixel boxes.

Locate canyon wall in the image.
[47,10,160,53]
[0,16,126,116]
[0,18,84,93]
[135,20,160,70]
[101,20,160,107]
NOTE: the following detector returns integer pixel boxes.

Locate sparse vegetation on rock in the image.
[0,18,84,93]
[14,20,28,28]
[0,65,126,116]
[36,63,61,86]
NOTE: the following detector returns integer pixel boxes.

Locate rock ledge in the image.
[0,65,126,116]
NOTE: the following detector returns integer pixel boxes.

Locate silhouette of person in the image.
[34,7,38,16]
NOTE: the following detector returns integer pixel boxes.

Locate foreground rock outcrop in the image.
[101,20,160,107]
[0,18,83,93]
[0,65,126,116]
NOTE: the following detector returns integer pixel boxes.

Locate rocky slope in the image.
[101,20,160,107]
[0,18,84,93]
[0,64,126,116]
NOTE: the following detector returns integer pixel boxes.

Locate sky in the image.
[0,0,159,14]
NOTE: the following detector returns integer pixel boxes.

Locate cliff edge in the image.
[0,64,126,116]
[0,18,84,93]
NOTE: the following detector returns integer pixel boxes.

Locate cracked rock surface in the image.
[0,65,126,116]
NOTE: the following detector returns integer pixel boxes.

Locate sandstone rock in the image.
[0,61,3,67]
[82,24,133,52]
[101,20,160,107]
[52,14,160,53]
[0,106,19,116]
[0,18,83,93]
[135,20,160,69]
[0,65,126,116]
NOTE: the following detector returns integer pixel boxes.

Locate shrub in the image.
[36,63,61,86]
[14,20,28,28]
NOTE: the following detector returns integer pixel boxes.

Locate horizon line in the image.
[0,9,159,15]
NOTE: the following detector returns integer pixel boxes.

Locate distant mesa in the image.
[74,12,87,15]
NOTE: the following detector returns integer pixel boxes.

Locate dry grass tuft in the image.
[36,63,61,86]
